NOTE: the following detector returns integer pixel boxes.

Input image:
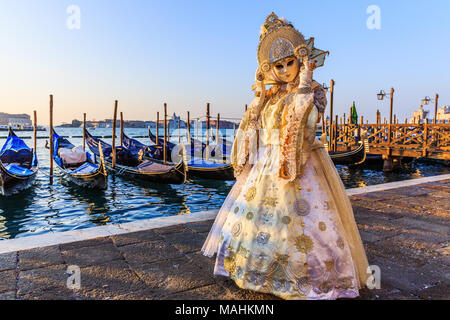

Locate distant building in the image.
[436,106,450,122]
[409,105,430,124]
[0,112,32,127]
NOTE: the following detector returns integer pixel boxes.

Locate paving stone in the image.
[185,220,214,234]
[163,230,208,254]
[165,284,228,300]
[359,230,387,243]
[60,237,113,251]
[154,224,187,235]
[0,252,17,271]
[414,283,450,300]
[421,182,450,192]
[0,270,16,293]
[133,256,215,295]
[379,186,432,198]
[107,288,163,300]
[17,264,80,300]
[186,251,217,272]
[111,230,163,247]
[76,260,146,299]
[0,291,15,300]
[61,243,123,267]
[367,256,442,292]
[19,245,64,271]
[119,240,181,266]
[366,237,432,268]
[351,191,404,201]
[215,277,279,300]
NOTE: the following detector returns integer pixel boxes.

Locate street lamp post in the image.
[421,94,439,124]
[377,88,395,172]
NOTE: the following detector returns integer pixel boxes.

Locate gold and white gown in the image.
[202,66,369,300]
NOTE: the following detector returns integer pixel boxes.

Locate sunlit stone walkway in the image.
[0,178,449,300]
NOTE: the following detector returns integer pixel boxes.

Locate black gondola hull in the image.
[0,162,37,196]
[56,163,107,189]
[329,140,368,166]
[105,159,186,185]
[187,163,235,181]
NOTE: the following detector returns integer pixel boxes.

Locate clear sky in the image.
[1,0,449,125]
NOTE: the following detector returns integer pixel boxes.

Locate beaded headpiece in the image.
[257,13,329,74]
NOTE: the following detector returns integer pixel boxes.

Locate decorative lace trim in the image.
[279,92,314,181]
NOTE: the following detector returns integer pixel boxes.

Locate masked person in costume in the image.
[202,13,369,300]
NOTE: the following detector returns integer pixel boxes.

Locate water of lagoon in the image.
[0,127,448,240]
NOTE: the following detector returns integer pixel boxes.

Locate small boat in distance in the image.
[0,128,38,196]
[52,129,107,189]
[85,129,186,185]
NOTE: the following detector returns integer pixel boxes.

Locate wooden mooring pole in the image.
[187,111,190,142]
[120,112,124,146]
[178,117,181,143]
[33,111,37,154]
[163,103,167,165]
[83,113,86,151]
[206,103,210,161]
[329,79,335,151]
[111,100,118,168]
[156,112,159,142]
[434,93,439,124]
[49,95,54,185]
[216,113,220,144]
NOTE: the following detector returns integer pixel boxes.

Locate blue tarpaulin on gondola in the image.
[0,133,31,153]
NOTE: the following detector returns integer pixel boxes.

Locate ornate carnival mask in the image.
[256,12,329,86]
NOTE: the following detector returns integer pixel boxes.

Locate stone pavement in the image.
[0,179,449,300]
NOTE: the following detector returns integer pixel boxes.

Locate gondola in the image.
[85,129,186,185]
[148,128,231,159]
[52,129,107,189]
[144,130,235,180]
[329,138,369,166]
[0,128,38,196]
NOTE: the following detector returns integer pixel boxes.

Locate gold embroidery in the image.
[224,255,237,275]
[318,281,333,293]
[318,221,327,231]
[294,234,314,254]
[293,199,310,216]
[238,246,249,257]
[307,188,311,192]
[233,206,239,214]
[231,222,242,237]
[256,232,271,244]
[336,238,345,249]
[297,276,312,295]
[275,254,289,266]
[246,212,254,220]
[281,216,291,225]
[245,186,257,201]
[336,277,354,289]
[262,197,278,207]
[325,259,335,272]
